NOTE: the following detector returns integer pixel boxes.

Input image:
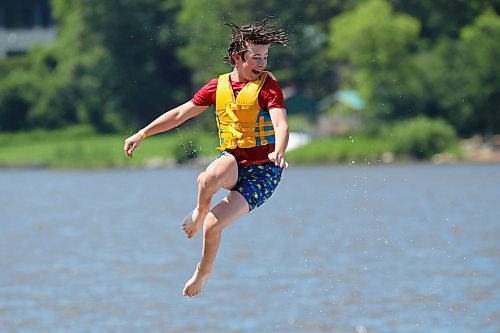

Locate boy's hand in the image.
[268,151,288,168]
[124,133,143,158]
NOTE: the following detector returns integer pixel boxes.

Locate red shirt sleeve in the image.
[192,75,285,111]
[259,76,286,111]
[191,78,218,106]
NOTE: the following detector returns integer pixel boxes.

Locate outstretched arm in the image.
[268,107,289,168]
[124,101,208,158]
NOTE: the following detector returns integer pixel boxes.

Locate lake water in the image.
[1,164,499,333]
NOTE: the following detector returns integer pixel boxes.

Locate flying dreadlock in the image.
[224,17,289,66]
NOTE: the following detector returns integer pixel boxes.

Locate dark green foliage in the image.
[391,117,457,159]
[328,0,500,135]
[390,0,499,40]
[0,0,190,132]
[0,0,498,137]
[173,136,199,165]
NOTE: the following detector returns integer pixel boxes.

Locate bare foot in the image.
[182,207,207,238]
[183,263,211,297]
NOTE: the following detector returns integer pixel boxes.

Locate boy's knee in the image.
[197,172,206,185]
[198,170,220,189]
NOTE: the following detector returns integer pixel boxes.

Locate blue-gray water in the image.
[1,164,499,333]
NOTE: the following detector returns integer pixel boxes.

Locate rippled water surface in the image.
[1,164,499,333]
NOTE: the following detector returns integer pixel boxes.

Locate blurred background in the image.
[0,0,499,167]
[1,1,499,333]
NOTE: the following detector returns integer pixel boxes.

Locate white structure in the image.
[0,27,57,58]
[287,132,312,151]
[0,0,57,59]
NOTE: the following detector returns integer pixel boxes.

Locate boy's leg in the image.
[183,190,249,297]
[182,154,238,238]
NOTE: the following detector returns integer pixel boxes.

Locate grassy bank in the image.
[287,135,463,165]
[0,126,219,168]
[0,121,464,168]
[287,136,393,164]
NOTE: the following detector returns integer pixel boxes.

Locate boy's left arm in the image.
[269,107,289,168]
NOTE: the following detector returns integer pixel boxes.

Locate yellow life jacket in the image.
[215,71,276,151]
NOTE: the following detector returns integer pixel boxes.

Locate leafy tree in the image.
[433,10,500,135]
[175,0,359,101]
[0,0,190,132]
[49,0,192,131]
[390,0,500,41]
[458,9,500,135]
[414,9,500,136]
[1,0,499,138]
[391,116,457,159]
[328,0,421,121]
[247,0,360,98]
[328,0,499,135]
[0,56,36,131]
[0,75,32,131]
[175,0,244,85]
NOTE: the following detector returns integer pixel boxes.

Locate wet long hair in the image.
[224,17,289,66]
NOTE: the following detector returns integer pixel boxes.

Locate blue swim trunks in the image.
[233,162,283,211]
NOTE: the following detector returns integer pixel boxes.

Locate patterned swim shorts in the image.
[233,162,283,211]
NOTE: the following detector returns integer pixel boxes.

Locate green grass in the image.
[287,135,394,164]
[287,134,464,165]
[0,123,464,168]
[0,126,219,168]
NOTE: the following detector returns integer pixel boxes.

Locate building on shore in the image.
[0,0,56,59]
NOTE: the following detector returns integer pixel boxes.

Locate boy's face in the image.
[233,43,270,82]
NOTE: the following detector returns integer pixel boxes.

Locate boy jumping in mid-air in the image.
[124,18,289,297]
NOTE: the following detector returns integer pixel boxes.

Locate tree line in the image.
[0,0,499,137]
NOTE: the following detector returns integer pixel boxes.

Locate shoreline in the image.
[1,157,499,171]
[1,133,499,170]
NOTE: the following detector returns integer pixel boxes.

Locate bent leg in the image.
[183,190,249,297]
[182,154,238,238]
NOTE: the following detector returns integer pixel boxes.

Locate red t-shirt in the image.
[191,75,286,165]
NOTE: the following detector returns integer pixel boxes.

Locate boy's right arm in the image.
[124,101,208,158]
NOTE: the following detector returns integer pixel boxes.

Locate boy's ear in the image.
[232,51,248,63]
[231,51,241,63]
